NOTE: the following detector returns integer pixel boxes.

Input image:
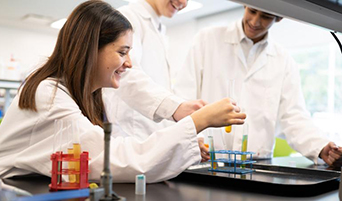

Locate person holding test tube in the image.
[105,0,208,139]
[0,0,246,183]
[104,0,211,162]
[174,6,342,167]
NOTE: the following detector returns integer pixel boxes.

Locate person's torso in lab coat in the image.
[175,21,294,158]
[108,1,174,141]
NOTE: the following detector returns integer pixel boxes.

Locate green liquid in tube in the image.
[208,136,218,169]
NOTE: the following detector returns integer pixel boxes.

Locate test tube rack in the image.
[208,150,256,174]
[49,151,90,191]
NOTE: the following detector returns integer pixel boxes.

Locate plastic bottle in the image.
[135,174,146,195]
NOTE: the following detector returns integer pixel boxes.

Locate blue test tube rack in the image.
[208,150,256,174]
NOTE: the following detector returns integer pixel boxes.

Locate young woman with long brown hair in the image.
[0,0,246,183]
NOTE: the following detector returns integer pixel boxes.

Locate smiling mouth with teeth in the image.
[115,69,126,75]
[171,1,181,10]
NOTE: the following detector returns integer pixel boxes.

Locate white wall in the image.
[0,25,58,79]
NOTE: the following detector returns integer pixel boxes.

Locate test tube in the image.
[241,123,249,168]
[225,79,235,133]
[208,136,218,169]
[72,121,81,183]
[53,119,63,184]
[66,122,76,183]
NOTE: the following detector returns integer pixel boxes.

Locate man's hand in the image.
[319,142,342,167]
[172,99,207,122]
[198,137,210,162]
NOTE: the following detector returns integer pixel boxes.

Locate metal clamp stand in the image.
[99,122,125,201]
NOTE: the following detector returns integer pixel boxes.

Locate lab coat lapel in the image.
[136,4,171,88]
[245,42,276,80]
[225,21,248,71]
[235,43,248,70]
[159,26,172,86]
[245,48,267,79]
[147,19,171,84]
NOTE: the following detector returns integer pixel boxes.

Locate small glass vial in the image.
[135,174,146,195]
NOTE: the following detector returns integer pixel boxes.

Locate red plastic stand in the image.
[49,151,90,191]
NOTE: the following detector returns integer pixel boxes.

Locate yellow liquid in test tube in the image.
[241,135,248,168]
[68,148,76,183]
[241,123,249,168]
[225,79,235,133]
[225,126,232,133]
[73,143,81,183]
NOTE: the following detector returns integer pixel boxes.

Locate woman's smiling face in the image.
[94,30,133,91]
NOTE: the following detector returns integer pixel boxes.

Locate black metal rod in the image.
[331,31,342,54]
[101,122,113,198]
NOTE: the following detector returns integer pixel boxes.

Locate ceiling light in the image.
[22,14,53,25]
[50,18,67,29]
[178,0,203,14]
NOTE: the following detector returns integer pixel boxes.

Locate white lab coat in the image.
[174,20,330,163]
[0,79,201,183]
[103,0,175,141]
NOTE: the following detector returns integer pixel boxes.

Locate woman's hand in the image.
[198,137,210,162]
[190,98,246,133]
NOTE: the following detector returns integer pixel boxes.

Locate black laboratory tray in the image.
[173,163,340,197]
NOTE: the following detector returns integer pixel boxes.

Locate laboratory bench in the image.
[2,157,340,201]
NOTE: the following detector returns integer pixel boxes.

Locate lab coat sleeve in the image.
[86,116,201,183]
[111,6,183,122]
[10,81,200,183]
[13,116,201,183]
[111,68,183,122]
[174,31,204,100]
[278,55,330,163]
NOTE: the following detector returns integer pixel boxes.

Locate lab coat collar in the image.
[224,20,276,57]
[133,0,165,34]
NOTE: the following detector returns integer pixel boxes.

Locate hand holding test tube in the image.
[225,79,235,133]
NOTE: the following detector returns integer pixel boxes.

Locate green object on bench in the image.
[273,137,297,157]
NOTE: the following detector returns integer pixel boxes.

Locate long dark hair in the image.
[18,0,133,127]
